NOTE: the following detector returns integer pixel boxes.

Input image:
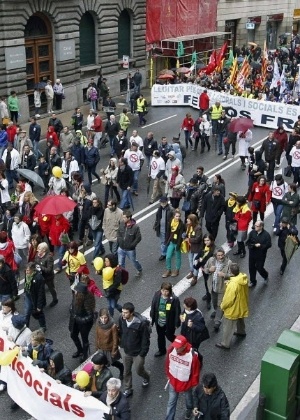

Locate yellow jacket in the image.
[220,273,249,319]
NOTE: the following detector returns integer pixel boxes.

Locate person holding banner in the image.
[100,377,131,419]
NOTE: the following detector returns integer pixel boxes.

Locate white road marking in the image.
[141,114,178,128]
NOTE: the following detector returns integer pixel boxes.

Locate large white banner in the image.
[151,83,299,130]
[0,331,109,420]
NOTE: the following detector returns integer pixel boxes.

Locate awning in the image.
[267,13,284,22]
[161,31,230,43]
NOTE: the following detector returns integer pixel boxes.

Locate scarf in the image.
[233,203,249,214]
[202,245,210,259]
[227,198,236,207]
[186,226,194,238]
[169,173,177,189]
[171,218,179,233]
[24,272,34,293]
[106,393,119,410]
[212,259,225,292]
[98,317,114,330]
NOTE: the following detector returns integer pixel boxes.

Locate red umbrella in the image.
[158,74,174,80]
[176,67,191,73]
[35,195,77,215]
[228,117,254,133]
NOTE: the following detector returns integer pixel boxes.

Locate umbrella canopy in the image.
[17,168,45,189]
[228,118,254,133]
[280,47,289,54]
[158,74,174,80]
[159,69,175,76]
[35,195,76,215]
[176,67,190,74]
[285,235,299,264]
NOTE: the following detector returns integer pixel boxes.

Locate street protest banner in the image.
[0,331,109,420]
[151,83,299,130]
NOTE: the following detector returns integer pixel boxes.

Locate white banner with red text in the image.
[151,83,299,130]
[0,331,109,420]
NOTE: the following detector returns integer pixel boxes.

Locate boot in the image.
[162,270,171,278]
[186,271,193,279]
[240,242,246,258]
[233,242,242,255]
[190,276,198,286]
[171,269,179,277]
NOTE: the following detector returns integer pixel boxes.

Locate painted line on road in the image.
[142,114,178,128]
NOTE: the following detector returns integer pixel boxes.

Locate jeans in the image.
[165,384,193,420]
[138,112,146,126]
[272,202,283,229]
[33,140,42,159]
[184,130,193,149]
[118,248,142,271]
[24,293,46,329]
[87,164,100,184]
[188,252,198,276]
[90,100,97,111]
[292,166,300,185]
[108,241,118,255]
[109,135,115,156]
[217,132,226,154]
[132,170,140,192]
[91,229,105,260]
[166,242,181,271]
[120,189,131,209]
[106,295,122,317]
[159,232,167,256]
[93,132,102,148]
[55,245,66,269]
[5,169,19,189]
[123,353,150,391]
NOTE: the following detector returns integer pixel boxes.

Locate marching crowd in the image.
[0,87,300,419]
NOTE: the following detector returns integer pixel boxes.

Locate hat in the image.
[168,151,175,157]
[229,192,238,198]
[11,314,27,330]
[75,130,81,133]
[77,265,90,275]
[0,231,8,243]
[74,282,87,293]
[281,217,289,224]
[159,196,168,203]
[173,335,188,348]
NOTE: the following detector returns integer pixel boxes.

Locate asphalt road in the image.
[2,106,300,420]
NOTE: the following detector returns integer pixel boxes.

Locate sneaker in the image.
[249,282,257,288]
[263,277,269,285]
[223,155,227,160]
[135,270,143,277]
[276,164,280,169]
[142,378,150,388]
[35,114,40,118]
[273,227,277,233]
[123,389,133,398]
[210,311,216,319]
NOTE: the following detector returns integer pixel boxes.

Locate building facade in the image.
[0,0,146,121]
[217,0,298,49]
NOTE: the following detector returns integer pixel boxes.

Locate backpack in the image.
[141,316,152,335]
[115,266,129,285]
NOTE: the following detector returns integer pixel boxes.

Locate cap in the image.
[159,196,168,203]
[11,314,27,330]
[281,217,289,224]
[74,282,87,293]
[77,265,90,275]
[173,335,188,348]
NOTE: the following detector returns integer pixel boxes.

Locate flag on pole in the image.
[177,41,184,58]
[191,51,197,65]
[261,40,268,82]
[280,65,287,94]
[225,48,234,68]
[204,50,217,75]
[270,58,280,89]
[293,64,300,98]
[234,56,251,93]
[228,56,238,85]
[216,42,228,67]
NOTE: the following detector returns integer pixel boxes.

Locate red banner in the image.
[146,0,218,44]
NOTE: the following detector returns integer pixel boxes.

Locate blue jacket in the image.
[84,146,100,167]
[0,130,8,147]
[70,143,85,166]
[29,122,41,142]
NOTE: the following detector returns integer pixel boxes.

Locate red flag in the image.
[216,42,228,67]
[202,50,217,75]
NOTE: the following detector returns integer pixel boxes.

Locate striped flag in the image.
[293,64,300,98]
[270,58,280,89]
[228,56,238,85]
[235,57,251,92]
[280,65,287,94]
[261,40,268,83]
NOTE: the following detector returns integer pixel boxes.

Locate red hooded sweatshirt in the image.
[47,126,59,148]
[165,342,201,392]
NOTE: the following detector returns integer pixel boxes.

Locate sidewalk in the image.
[22,88,152,138]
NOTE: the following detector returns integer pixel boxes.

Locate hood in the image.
[48,126,55,133]
[255,150,262,161]
[50,351,64,373]
[110,158,118,166]
[76,130,83,136]
[83,182,91,194]
[126,218,137,228]
[202,115,208,122]
[232,272,248,285]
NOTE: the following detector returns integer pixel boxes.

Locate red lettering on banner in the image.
[71,404,85,417]
[170,354,189,366]
[49,393,63,408]
[0,337,4,351]
[63,393,72,412]
[33,379,42,396]
[24,369,33,386]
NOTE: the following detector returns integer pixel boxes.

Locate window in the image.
[79,12,96,66]
[118,10,131,58]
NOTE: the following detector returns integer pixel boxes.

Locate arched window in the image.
[79,12,96,66]
[118,10,131,58]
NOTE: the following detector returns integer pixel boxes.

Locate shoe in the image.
[240,253,246,258]
[202,294,208,301]
[54,268,62,274]
[123,389,133,398]
[191,148,195,151]
[80,354,88,363]
[223,155,227,160]
[218,152,223,155]
[132,191,139,196]
[276,164,280,169]
[35,114,40,118]
[190,276,198,286]
[215,343,230,350]
[154,350,166,357]
[0,384,6,392]
[171,270,179,277]
[142,378,150,388]
[149,201,153,204]
[214,323,221,332]
[100,249,106,256]
[249,282,257,288]
[97,178,101,184]
[263,277,269,285]
[135,270,143,277]
[227,242,234,248]
[186,272,193,279]
[232,154,235,158]
[210,311,216,319]
[162,270,171,278]
[10,402,19,410]
[280,269,284,275]
[207,301,211,310]
[273,227,277,233]
[234,332,247,337]
[159,255,166,261]
[49,299,58,307]
[72,350,83,358]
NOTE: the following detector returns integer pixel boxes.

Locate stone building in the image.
[0,0,146,121]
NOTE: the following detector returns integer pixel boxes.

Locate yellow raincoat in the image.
[220,273,249,319]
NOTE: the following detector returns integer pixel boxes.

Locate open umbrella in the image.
[17,168,45,189]
[158,74,174,80]
[280,47,289,54]
[176,67,190,74]
[228,118,254,133]
[159,69,175,76]
[35,195,76,215]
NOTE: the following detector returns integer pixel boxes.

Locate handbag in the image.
[223,137,229,144]
[89,215,102,230]
[14,251,22,265]
[172,189,183,199]
[182,200,191,212]
[59,232,70,245]
[284,166,292,177]
[2,117,10,125]
[180,240,190,253]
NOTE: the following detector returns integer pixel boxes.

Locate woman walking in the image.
[248,175,271,226]
[162,209,185,278]
[88,197,105,260]
[101,158,120,206]
[212,174,226,197]
[102,254,123,317]
[224,192,238,248]
[165,165,185,209]
[233,196,252,258]
[180,297,207,351]
[184,214,202,286]
[237,129,252,170]
[181,113,194,149]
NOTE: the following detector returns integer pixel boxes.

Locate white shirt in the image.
[2,148,20,170]
[290,146,300,168]
[0,178,10,203]
[45,84,54,99]
[124,149,145,171]
[149,156,165,179]
[62,159,80,181]
[130,135,144,149]
[11,221,31,249]
[270,181,289,200]
[87,115,95,130]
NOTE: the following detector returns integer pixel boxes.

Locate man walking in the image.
[153,196,174,260]
[84,139,100,184]
[124,142,144,196]
[216,263,249,349]
[289,140,300,187]
[116,157,133,210]
[29,116,41,159]
[103,199,123,255]
[246,221,272,287]
[117,210,142,276]
[260,131,280,181]
[2,143,20,189]
[119,302,150,398]
[165,335,201,420]
[149,150,166,204]
[201,186,225,240]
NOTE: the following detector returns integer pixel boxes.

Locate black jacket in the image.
[87,366,113,398]
[100,391,131,420]
[166,219,185,250]
[88,205,104,231]
[35,252,54,283]
[153,204,174,238]
[117,219,141,250]
[48,117,63,134]
[201,193,225,223]
[116,165,133,190]
[0,262,18,297]
[48,351,72,386]
[143,137,158,157]
[246,229,272,254]
[275,226,291,250]
[180,309,207,349]
[150,291,181,334]
[69,290,95,327]
[24,270,46,310]
[260,138,280,162]
[194,245,216,270]
[105,120,121,137]
[193,385,230,419]
[21,152,36,171]
[29,122,41,142]
[113,136,129,158]
[119,311,150,357]
[70,143,85,166]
